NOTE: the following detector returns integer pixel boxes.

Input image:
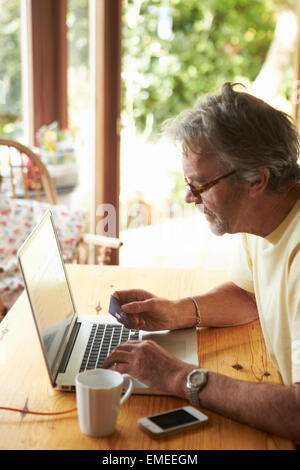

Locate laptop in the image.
[17,210,199,394]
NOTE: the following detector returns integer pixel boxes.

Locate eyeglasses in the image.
[184,170,236,197]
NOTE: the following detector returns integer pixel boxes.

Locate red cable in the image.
[0,406,77,416]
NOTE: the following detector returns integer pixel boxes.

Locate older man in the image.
[103,83,300,442]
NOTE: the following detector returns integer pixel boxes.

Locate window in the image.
[0,0,23,140]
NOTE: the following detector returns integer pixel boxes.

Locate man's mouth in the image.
[204,207,215,218]
[196,204,216,219]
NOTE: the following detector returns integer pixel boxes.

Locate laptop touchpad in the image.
[142,330,189,361]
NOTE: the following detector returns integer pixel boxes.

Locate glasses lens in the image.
[185,177,201,197]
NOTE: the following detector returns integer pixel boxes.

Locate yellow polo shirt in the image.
[230,198,300,386]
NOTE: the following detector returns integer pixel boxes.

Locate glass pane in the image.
[120,0,281,269]
[66,0,91,216]
[0,0,23,140]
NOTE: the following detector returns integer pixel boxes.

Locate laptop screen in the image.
[18,211,75,377]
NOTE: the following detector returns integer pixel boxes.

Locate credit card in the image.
[109,295,130,327]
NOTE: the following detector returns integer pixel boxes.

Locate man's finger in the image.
[112,362,129,375]
[102,350,132,369]
[122,298,156,314]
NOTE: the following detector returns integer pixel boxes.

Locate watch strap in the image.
[189,387,202,407]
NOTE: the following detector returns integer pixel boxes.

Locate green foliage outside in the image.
[0,0,278,142]
[122,0,276,139]
[67,0,89,69]
[0,0,21,138]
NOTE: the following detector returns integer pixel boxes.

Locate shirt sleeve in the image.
[288,250,300,384]
[229,233,255,294]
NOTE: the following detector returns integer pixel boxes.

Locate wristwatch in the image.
[186,368,208,407]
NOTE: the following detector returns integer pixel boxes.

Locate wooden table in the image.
[0,265,295,451]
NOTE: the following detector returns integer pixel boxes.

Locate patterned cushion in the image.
[0,197,86,293]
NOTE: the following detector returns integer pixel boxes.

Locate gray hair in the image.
[163,82,300,193]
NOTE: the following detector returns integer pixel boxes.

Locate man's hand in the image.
[111,289,196,331]
[102,339,195,398]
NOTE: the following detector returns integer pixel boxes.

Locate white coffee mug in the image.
[75,369,135,437]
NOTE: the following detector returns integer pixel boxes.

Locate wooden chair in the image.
[0,138,122,319]
[0,138,57,205]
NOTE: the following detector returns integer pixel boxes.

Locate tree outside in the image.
[0,0,22,139]
[119,0,297,230]
[122,0,276,139]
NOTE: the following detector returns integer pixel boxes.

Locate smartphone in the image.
[138,406,208,438]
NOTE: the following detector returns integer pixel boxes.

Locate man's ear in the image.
[248,168,270,198]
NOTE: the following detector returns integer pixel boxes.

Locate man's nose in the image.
[185,189,202,204]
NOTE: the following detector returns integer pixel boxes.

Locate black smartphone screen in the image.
[148,409,198,430]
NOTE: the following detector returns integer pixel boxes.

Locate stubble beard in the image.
[197,204,227,236]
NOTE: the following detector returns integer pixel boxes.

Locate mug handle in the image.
[120,374,135,406]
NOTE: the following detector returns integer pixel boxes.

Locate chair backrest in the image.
[0,138,57,205]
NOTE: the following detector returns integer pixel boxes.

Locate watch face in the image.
[190,371,204,387]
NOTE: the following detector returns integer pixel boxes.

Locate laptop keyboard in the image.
[79,323,139,372]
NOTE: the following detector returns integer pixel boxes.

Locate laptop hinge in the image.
[57,322,81,374]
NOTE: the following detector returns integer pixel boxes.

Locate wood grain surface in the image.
[0,265,295,450]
